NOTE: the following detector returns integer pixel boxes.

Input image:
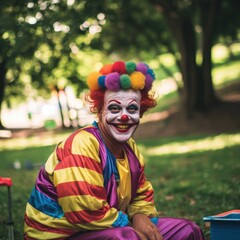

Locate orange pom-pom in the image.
[100,64,113,75]
[112,61,126,75]
[87,72,101,90]
[130,71,145,90]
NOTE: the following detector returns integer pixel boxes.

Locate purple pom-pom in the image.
[136,62,149,74]
[105,72,120,91]
[144,74,153,91]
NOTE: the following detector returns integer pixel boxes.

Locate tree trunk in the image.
[157,0,221,116]
[179,19,199,118]
[0,59,7,129]
[200,0,221,109]
[54,85,65,129]
[161,8,198,117]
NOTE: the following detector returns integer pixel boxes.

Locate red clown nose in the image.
[121,114,129,122]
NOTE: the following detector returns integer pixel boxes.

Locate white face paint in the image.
[101,89,141,143]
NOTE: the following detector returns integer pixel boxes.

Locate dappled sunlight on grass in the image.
[0,131,71,151]
[1,132,239,239]
[143,133,240,156]
[213,61,240,86]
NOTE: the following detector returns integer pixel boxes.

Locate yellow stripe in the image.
[25,203,80,230]
[24,225,68,240]
[72,207,119,230]
[116,154,131,212]
[59,195,108,212]
[25,202,118,233]
[70,130,101,163]
[54,167,104,187]
[62,207,119,231]
[45,151,59,176]
[127,204,157,219]
[137,180,154,193]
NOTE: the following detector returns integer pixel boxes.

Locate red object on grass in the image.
[0,177,12,187]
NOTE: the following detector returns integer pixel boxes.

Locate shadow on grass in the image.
[143,144,240,240]
[0,134,239,239]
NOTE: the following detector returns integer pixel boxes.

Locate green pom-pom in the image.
[125,62,136,74]
[120,74,131,89]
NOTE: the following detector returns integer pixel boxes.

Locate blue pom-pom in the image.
[147,68,155,80]
[98,75,106,89]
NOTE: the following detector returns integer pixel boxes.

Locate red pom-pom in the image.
[112,61,126,75]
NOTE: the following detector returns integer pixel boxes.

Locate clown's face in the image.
[100,89,141,143]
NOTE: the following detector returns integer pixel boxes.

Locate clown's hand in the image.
[131,213,163,240]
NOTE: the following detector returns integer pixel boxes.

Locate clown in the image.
[24,61,205,240]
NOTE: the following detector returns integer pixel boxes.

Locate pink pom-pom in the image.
[136,62,148,74]
[105,72,121,91]
[144,74,154,91]
[112,61,127,75]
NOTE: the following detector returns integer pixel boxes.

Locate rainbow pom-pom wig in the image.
[86,60,157,115]
[87,61,156,92]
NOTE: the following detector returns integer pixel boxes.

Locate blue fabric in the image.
[28,187,64,218]
[150,217,159,225]
[92,121,120,188]
[112,211,129,227]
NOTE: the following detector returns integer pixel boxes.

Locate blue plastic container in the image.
[203,210,240,240]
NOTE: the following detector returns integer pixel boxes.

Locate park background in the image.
[0,1,240,239]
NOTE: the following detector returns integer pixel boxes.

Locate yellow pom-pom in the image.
[130,71,145,90]
[87,72,101,90]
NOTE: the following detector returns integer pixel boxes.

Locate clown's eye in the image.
[108,104,121,113]
[127,104,139,113]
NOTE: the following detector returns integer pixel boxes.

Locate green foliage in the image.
[0,132,240,239]
[0,0,108,109]
[1,0,240,114]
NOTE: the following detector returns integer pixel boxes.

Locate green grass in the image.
[137,133,240,239]
[1,132,240,239]
[0,43,239,239]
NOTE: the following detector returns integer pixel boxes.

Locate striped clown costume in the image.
[24,61,205,240]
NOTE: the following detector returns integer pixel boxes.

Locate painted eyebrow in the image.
[128,99,138,104]
[108,100,121,104]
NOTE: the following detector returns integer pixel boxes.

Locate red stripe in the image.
[214,210,240,217]
[55,154,102,173]
[63,129,83,156]
[56,127,96,162]
[57,181,106,199]
[56,146,64,162]
[24,214,76,236]
[139,168,146,186]
[56,130,81,161]
[143,189,154,202]
[65,205,110,224]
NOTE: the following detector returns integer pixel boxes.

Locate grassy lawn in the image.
[0,44,239,239]
[0,131,240,239]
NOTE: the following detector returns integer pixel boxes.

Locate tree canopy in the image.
[0,0,239,128]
